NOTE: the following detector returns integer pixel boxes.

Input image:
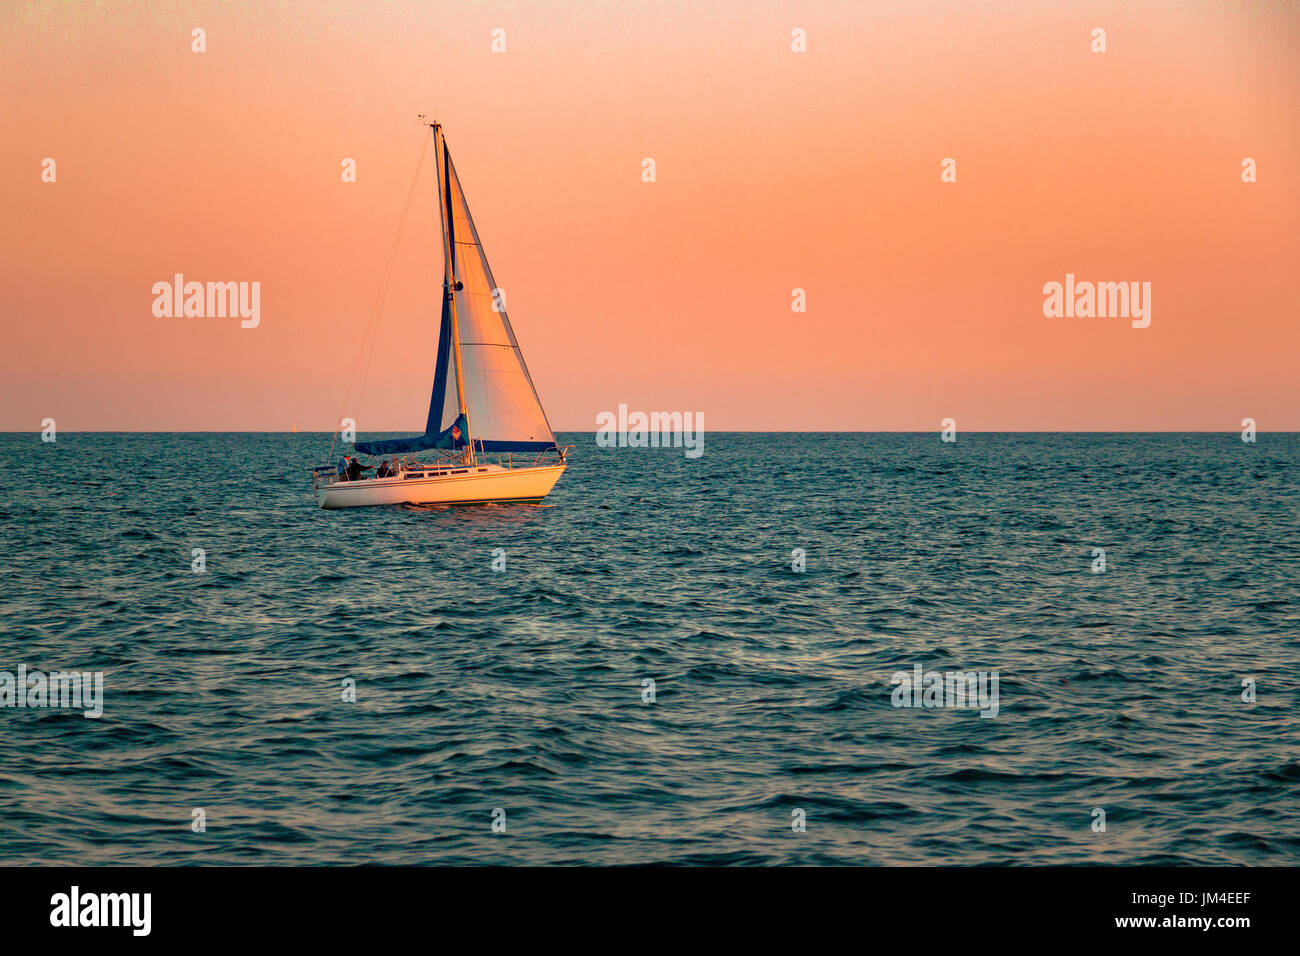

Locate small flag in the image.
[451,425,462,441]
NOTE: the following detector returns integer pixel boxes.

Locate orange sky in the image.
[3,0,1298,431]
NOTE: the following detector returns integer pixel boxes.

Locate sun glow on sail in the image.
[445,152,556,452]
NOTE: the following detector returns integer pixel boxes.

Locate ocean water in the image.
[0,432,1297,865]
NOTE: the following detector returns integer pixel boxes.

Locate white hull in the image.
[315,462,565,509]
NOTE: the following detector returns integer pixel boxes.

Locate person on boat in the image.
[337,455,351,481]
[376,460,391,478]
[346,457,370,482]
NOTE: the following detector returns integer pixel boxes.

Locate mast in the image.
[431,122,474,465]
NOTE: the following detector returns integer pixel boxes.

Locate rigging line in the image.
[356,135,430,428]
[344,132,430,441]
[329,129,432,464]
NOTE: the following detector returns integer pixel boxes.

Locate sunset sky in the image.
[2,0,1298,431]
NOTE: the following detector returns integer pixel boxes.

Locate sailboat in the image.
[313,122,568,509]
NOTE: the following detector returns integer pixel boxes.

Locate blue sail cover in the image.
[353,414,467,455]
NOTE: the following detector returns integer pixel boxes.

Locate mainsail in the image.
[356,127,556,456]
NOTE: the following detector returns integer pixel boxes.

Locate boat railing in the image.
[312,445,571,488]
